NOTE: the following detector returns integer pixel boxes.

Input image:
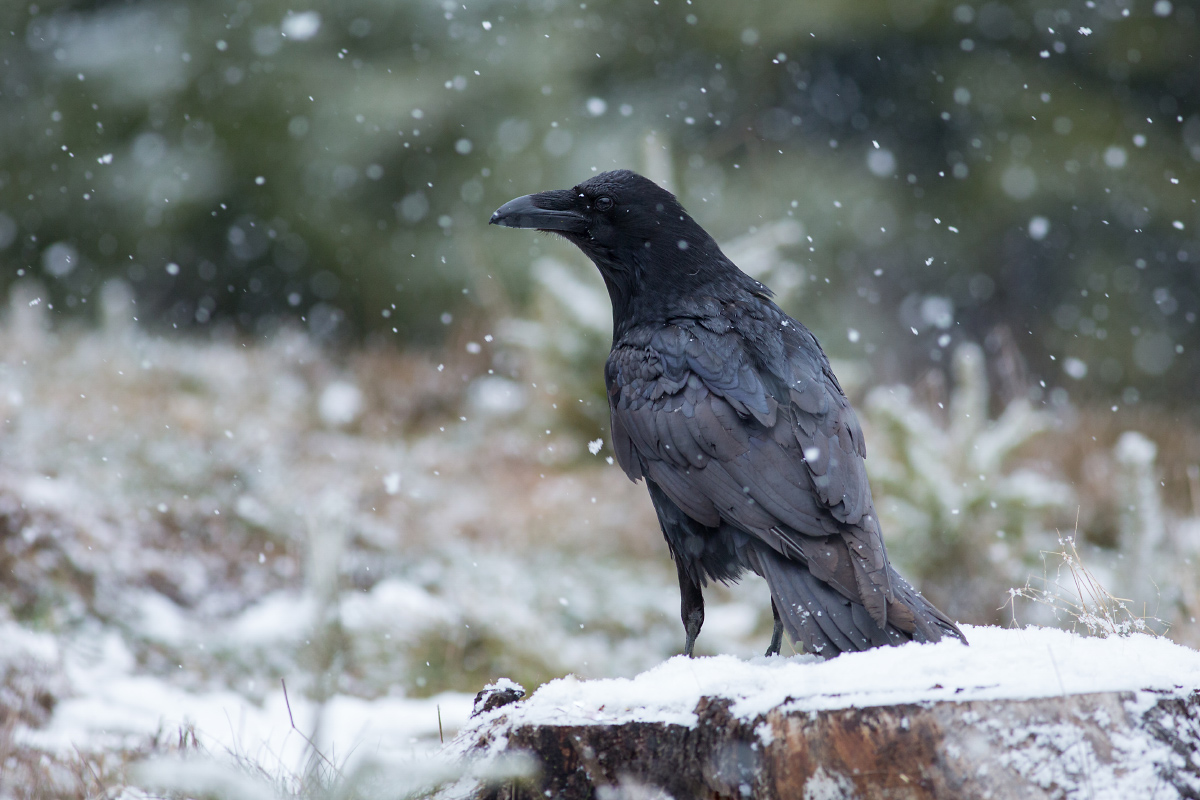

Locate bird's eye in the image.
[594,196,614,211]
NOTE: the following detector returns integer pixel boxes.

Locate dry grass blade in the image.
[281,678,346,782]
[1004,512,1168,638]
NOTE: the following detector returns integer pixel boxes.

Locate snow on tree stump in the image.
[444,627,1200,800]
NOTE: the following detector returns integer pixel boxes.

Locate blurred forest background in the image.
[2,0,1200,796]
[3,0,1198,397]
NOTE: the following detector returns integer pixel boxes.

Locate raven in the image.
[491,170,966,658]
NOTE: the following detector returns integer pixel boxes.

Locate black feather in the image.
[493,169,967,658]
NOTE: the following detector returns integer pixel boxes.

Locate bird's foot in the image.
[686,618,700,657]
[683,611,703,657]
[765,602,784,656]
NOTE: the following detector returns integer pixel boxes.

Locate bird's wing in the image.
[606,319,894,624]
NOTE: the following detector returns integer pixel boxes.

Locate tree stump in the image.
[444,627,1200,799]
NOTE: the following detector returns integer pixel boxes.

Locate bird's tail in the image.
[750,545,967,658]
[886,566,968,645]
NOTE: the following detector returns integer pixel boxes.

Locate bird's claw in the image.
[683,616,701,657]
[765,601,784,656]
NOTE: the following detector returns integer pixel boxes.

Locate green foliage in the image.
[1,0,1197,399]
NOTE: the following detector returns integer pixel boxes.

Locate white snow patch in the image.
[15,618,472,773]
[1104,146,1128,169]
[281,11,321,40]
[340,578,455,635]
[1028,215,1050,241]
[802,766,856,799]
[1115,431,1157,466]
[0,620,60,666]
[468,376,527,417]
[867,148,896,178]
[23,673,472,772]
[229,590,318,644]
[318,380,362,427]
[129,589,192,646]
[465,626,1200,731]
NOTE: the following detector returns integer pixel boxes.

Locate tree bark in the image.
[455,689,1200,799]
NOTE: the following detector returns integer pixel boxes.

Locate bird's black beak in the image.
[489,191,587,234]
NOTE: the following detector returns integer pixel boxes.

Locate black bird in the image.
[491,170,966,658]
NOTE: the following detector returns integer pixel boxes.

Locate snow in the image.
[447,626,1200,799]
[228,591,319,644]
[317,380,363,427]
[467,376,526,416]
[281,11,321,41]
[18,627,475,772]
[4,315,1196,795]
[462,626,1200,732]
[1029,214,1050,240]
[1116,430,1158,465]
[0,619,60,667]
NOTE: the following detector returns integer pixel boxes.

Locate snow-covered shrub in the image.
[1017,430,1200,644]
[1114,432,1168,596]
[0,300,753,730]
[1109,431,1200,643]
[863,342,1074,622]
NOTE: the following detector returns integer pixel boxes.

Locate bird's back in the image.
[605,285,966,656]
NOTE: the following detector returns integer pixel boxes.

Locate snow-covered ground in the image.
[0,300,772,794]
[5,619,471,773]
[2,293,1197,797]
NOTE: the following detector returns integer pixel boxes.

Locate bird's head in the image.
[491,169,750,328]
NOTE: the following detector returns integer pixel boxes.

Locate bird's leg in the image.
[676,559,705,658]
[765,599,784,657]
[682,587,704,658]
